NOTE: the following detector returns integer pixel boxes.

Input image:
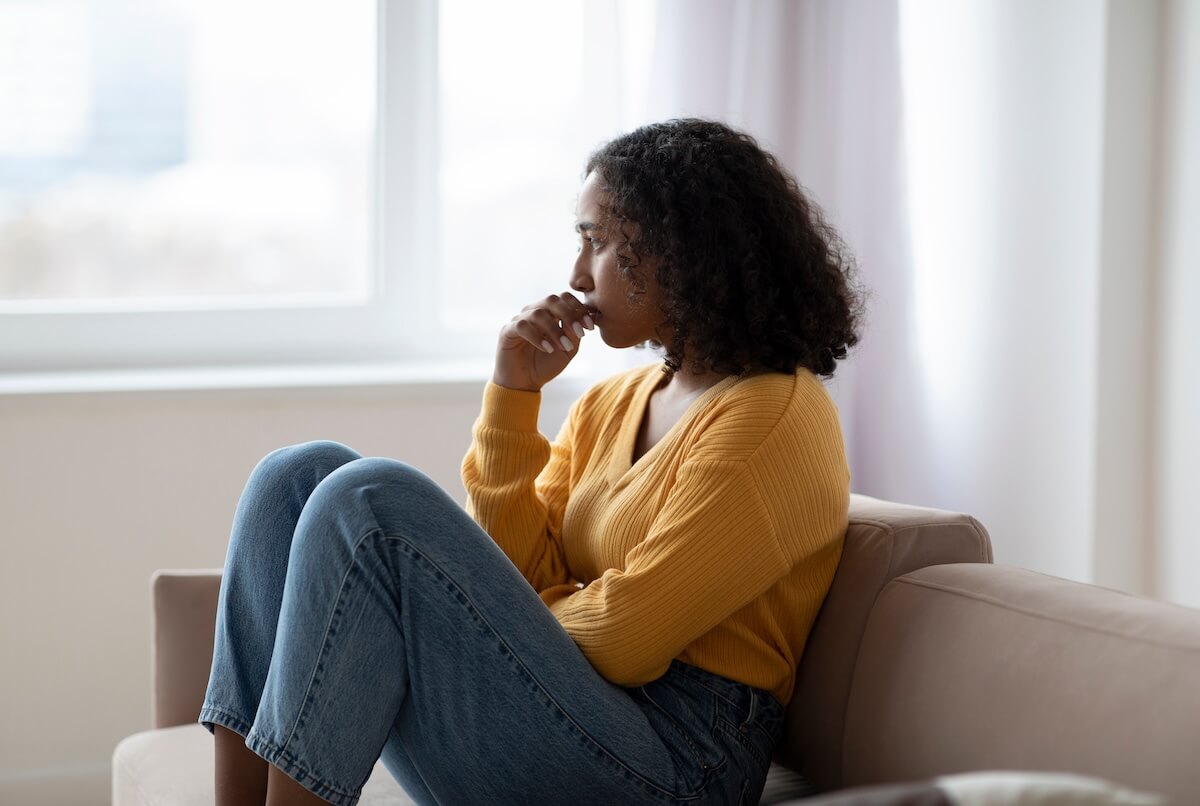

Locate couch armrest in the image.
[781,494,993,791]
[151,569,223,729]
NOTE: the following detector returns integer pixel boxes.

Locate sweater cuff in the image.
[480,381,542,433]
[538,582,579,612]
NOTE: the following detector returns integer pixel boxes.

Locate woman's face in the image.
[569,171,664,348]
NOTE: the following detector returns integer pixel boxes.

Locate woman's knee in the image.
[251,440,361,490]
[308,458,459,538]
[315,457,443,504]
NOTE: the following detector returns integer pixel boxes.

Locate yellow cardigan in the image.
[461,363,849,705]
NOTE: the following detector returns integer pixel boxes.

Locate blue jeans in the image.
[199,441,784,805]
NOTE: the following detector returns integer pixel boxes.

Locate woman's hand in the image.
[493,293,596,392]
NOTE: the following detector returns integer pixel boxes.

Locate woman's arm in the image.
[461,382,581,593]
[462,292,595,589]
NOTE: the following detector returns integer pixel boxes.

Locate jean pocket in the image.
[634,681,726,796]
[741,689,785,740]
[714,688,784,774]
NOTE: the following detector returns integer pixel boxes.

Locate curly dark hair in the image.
[584,118,864,378]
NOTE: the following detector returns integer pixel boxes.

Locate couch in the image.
[112,495,1199,804]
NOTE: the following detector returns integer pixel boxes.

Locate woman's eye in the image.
[578,233,604,253]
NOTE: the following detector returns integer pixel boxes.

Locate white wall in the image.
[0,375,583,805]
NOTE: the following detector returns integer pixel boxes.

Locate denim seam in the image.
[714,718,771,772]
[739,689,757,732]
[384,531,701,804]
[275,527,378,756]
[244,728,360,806]
[198,705,254,737]
[684,675,742,711]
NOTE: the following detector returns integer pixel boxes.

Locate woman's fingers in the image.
[512,318,558,354]
[528,306,580,352]
[557,292,596,331]
[509,295,591,353]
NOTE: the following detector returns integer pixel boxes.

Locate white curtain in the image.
[629,0,1200,606]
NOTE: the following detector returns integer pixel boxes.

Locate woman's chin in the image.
[596,327,633,349]
[597,329,621,348]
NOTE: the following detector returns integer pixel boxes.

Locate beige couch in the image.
[112,495,1200,805]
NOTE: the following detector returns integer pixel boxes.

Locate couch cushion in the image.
[112,723,416,806]
[761,763,818,803]
[770,770,1164,806]
[781,495,993,790]
[842,564,1199,804]
[932,770,1165,805]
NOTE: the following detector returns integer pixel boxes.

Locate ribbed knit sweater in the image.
[461,363,849,705]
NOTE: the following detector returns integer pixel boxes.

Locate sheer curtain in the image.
[634,0,910,485]
[628,0,1199,605]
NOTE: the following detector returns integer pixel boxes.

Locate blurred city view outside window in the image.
[0,0,375,305]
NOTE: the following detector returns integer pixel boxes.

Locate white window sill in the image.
[0,358,620,398]
[0,361,497,397]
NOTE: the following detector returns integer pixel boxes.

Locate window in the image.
[0,0,655,374]
[0,0,374,302]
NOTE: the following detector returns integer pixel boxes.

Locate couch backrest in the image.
[780,494,993,790]
[842,563,1200,804]
[152,569,223,729]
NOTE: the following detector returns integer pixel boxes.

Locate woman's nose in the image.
[569,252,592,293]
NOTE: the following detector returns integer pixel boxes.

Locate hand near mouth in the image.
[492,292,597,392]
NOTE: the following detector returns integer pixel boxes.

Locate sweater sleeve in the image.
[461,382,577,592]
[543,453,847,686]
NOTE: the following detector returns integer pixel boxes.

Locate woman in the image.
[200,118,862,806]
